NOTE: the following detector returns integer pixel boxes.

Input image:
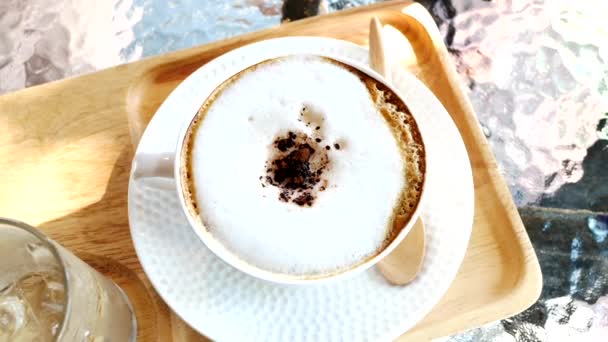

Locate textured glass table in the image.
[1,0,606,340]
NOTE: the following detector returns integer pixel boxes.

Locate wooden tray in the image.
[0,1,542,340]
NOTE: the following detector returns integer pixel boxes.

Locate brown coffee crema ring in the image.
[180,55,426,277]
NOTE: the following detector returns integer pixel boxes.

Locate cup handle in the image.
[132,153,175,190]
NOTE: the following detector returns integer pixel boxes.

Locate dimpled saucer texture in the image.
[128,37,473,341]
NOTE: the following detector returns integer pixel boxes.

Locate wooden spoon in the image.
[370,16,426,285]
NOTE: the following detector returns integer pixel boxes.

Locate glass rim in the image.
[0,217,71,341]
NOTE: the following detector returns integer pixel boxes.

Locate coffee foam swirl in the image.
[182,55,424,277]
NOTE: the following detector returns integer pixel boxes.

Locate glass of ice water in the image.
[0,218,137,341]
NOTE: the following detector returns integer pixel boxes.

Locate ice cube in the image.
[0,295,26,337]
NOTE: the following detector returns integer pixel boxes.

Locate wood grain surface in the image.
[0,1,541,340]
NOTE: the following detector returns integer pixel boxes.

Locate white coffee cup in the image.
[132,43,427,285]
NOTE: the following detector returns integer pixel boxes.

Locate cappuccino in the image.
[182,55,424,277]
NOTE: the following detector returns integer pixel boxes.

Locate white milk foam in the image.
[189,55,406,276]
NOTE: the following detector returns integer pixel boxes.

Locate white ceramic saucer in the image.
[128,37,474,341]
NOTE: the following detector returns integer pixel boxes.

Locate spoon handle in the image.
[369,16,390,83]
[369,16,426,286]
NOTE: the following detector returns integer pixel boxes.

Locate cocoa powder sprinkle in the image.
[262,131,329,207]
